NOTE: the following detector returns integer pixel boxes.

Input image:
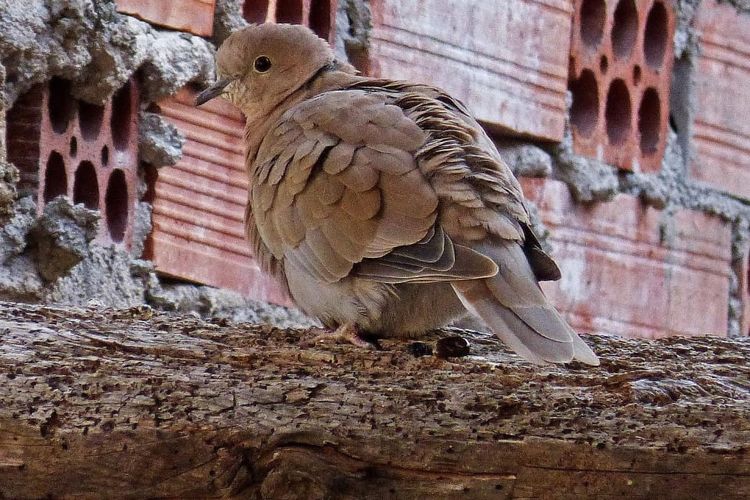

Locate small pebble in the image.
[435,336,470,359]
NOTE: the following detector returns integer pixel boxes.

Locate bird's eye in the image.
[254,56,272,73]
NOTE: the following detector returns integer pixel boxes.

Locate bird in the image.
[195,23,599,366]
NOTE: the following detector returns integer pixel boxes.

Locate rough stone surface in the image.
[0,258,44,302]
[0,62,17,221]
[0,196,34,264]
[334,0,371,70]
[146,281,315,329]
[495,139,552,178]
[0,162,17,221]
[44,245,147,307]
[29,197,99,282]
[0,302,748,498]
[138,111,185,167]
[212,0,247,45]
[551,128,620,203]
[129,200,152,259]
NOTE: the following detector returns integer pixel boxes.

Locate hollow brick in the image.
[569,0,675,172]
[5,78,140,248]
[241,0,336,42]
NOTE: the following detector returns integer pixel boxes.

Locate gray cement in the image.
[495,139,553,178]
[147,280,316,329]
[212,0,248,46]
[139,111,185,168]
[549,1,750,336]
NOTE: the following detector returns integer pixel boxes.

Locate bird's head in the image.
[196,23,335,115]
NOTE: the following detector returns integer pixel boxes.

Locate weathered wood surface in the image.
[0,301,748,499]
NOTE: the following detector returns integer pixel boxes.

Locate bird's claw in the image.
[302,324,378,350]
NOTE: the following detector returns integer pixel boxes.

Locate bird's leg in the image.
[303,323,377,349]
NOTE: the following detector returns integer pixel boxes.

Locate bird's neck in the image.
[242,69,364,173]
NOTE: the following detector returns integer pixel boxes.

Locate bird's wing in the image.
[345,80,597,365]
[251,89,496,284]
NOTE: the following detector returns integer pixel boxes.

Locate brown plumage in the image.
[196,23,599,365]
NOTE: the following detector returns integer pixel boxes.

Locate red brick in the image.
[242,0,336,42]
[365,0,572,141]
[147,88,289,305]
[521,178,732,339]
[6,78,140,248]
[116,0,216,37]
[739,243,750,337]
[690,1,750,200]
[569,0,675,172]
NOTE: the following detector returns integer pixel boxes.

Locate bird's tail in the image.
[451,240,599,366]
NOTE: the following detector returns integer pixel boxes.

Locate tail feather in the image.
[453,279,573,364]
[569,324,600,366]
[452,240,599,366]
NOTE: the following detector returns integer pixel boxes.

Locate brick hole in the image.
[101,145,109,166]
[638,88,661,155]
[69,137,78,157]
[242,0,269,23]
[309,0,331,39]
[105,169,128,242]
[644,1,668,69]
[600,55,609,74]
[605,79,632,145]
[611,0,639,59]
[111,81,132,151]
[44,152,68,203]
[633,64,642,86]
[78,100,105,141]
[48,77,74,134]
[276,0,303,24]
[579,0,606,48]
[73,161,100,209]
[570,69,599,138]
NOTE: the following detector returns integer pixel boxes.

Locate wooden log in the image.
[0,301,748,499]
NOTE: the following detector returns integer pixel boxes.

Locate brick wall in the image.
[689,0,750,201]
[5,0,749,339]
[522,178,732,338]
[740,243,750,337]
[568,0,675,172]
[146,88,289,305]
[366,0,573,141]
[116,0,216,36]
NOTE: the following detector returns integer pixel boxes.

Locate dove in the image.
[196,23,599,365]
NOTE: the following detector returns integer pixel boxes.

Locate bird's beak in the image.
[195,78,234,106]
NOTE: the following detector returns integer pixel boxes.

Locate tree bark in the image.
[0,302,748,499]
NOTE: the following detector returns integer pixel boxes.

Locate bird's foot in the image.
[303,323,378,350]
